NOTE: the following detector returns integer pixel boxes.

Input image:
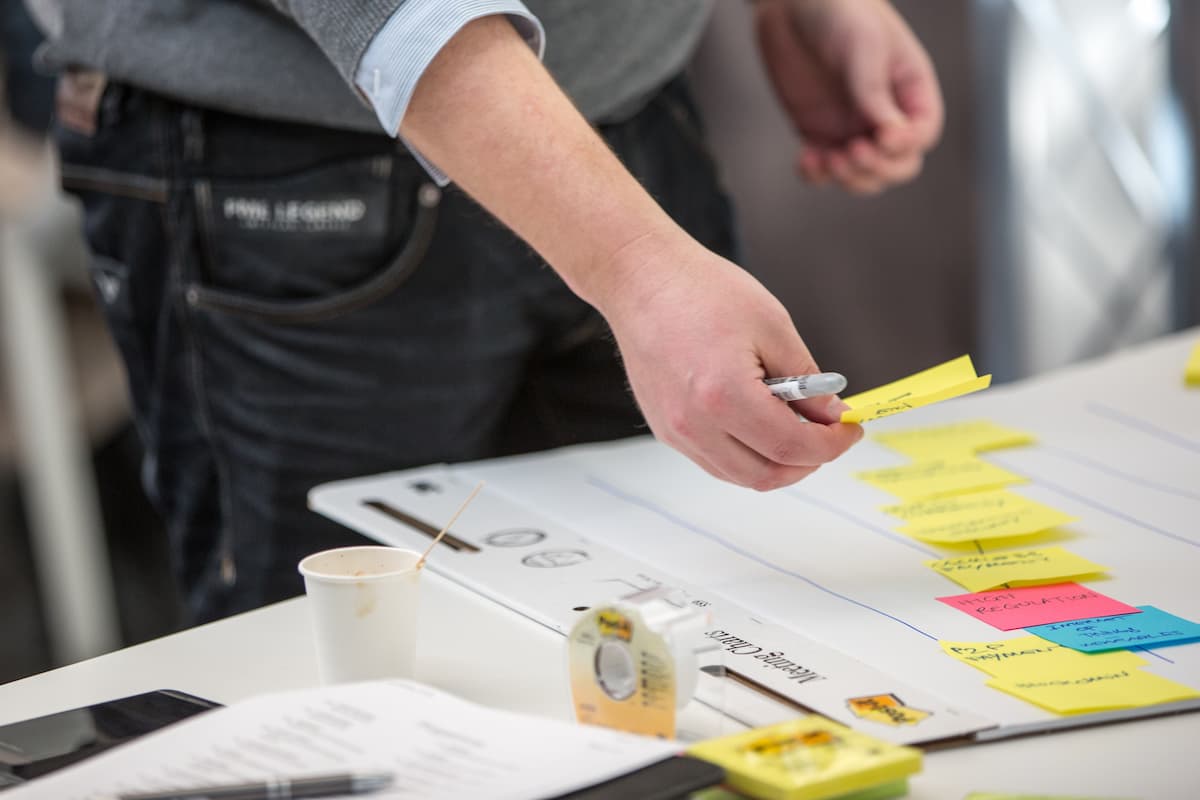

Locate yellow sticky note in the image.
[842,355,978,408]
[940,636,1147,679]
[881,489,1046,524]
[987,668,1200,715]
[965,793,1136,800]
[925,546,1106,593]
[1186,341,1200,387]
[855,456,1025,502]
[840,355,992,424]
[686,716,922,800]
[874,420,1036,458]
[901,504,1076,544]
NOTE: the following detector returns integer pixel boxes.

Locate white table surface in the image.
[2,570,1196,799]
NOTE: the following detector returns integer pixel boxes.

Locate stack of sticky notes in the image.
[842,355,1200,718]
[687,716,921,800]
[1186,341,1200,387]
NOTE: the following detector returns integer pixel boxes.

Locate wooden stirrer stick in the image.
[416,482,484,570]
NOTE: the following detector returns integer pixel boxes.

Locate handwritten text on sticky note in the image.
[939,636,1146,679]
[840,355,992,424]
[1025,606,1200,653]
[874,420,1035,458]
[856,456,1025,502]
[936,583,1141,631]
[902,505,1076,545]
[987,668,1200,715]
[925,547,1106,593]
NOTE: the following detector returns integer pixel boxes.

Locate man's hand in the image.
[598,229,863,491]
[404,15,862,491]
[754,0,944,194]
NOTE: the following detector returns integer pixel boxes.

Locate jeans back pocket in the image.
[187,154,439,324]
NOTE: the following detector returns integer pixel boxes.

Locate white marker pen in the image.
[764,372,847,402]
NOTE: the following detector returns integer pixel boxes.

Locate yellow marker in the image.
[687,716,922,800]
[1186,341,1200,387]
[873,420,1035,458]
[940,635,1147,679]
[855,456,1025,502]
[924,546,1106,593]
[987,668,1200,715]
[840,355,991,424]
[901,504,1076,544]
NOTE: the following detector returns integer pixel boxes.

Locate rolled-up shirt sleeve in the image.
[355,0,544,185]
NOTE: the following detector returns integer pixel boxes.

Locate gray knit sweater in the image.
[26,0,712,131]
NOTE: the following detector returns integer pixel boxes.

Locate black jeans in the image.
[57,76,736,624]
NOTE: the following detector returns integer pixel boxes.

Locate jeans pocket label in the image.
[219,194,371,235]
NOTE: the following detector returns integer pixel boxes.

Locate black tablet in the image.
[0,689,221,790]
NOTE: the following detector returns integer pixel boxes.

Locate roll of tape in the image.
[568,587,713,739]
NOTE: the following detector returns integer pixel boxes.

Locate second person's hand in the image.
[754,0,944,195]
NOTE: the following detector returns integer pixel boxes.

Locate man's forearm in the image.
[399,14,687,317]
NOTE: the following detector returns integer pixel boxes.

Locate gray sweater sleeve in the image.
[252,0,409,86]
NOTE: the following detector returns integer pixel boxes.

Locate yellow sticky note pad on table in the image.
[873,420,1035,458]
[965,793,1136,800]
[940,636,1147,679]
[855,456,1025,502]
[987,668,1200,715]
[925,546,1106,592]
[1186,341,1200,387]
[840,355,991,424]
[686,716,921,800]
[900,503,1076,544]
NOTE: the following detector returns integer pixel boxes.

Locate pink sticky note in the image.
[936,582,1141,631]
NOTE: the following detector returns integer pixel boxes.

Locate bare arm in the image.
[400,16,862,490]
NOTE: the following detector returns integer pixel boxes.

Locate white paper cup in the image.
[298,545,421,685]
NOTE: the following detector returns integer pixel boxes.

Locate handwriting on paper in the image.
[936,583,1141,631]
[840,355,992,424]
[987,668,1200,715]
[855,456,1025,502]
[939,635,1146,679]
[874,420,1035,458]
[902,505,1076,545]
[925,547,1105,592]
[1025,606,1200,653]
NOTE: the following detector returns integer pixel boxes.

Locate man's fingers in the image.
[894,64,945,151]
[687,429,821,492]
[797,147,832,185]
[847,139,924,186]
[791,393,848,425]
[827,151,884,195]
[729,387,863,465]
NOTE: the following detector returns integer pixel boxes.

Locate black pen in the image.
[112,771,393,800]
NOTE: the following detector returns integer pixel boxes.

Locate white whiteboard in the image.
[312,330,1200,741]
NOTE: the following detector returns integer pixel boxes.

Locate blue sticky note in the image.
[1025,605,1200,652]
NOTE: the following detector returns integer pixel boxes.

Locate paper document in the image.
[6,681,680,800]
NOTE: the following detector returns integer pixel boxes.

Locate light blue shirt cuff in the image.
[355,0,545,186]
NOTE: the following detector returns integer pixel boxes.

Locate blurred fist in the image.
[755,0,944,194]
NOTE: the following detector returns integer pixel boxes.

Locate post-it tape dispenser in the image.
[567,586,722,739]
